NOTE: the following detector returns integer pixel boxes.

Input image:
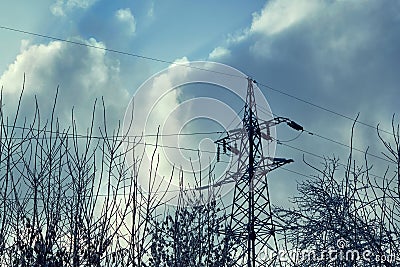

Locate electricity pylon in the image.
[215,78,303,267]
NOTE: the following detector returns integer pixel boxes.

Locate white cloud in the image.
[50,1,65,16]
[224,0,324,46]
[148,2,154,18]
[50,0,98,16]
[115,8,136,35]
[0,38,130,132]
[139,56,191,138]
[20,39,31,53]
[123,59,256,205]
[250,0,324,36]
[222,0,400,180]
[122,56,195,204]
[209,46,231,60]
[226,31,249,44]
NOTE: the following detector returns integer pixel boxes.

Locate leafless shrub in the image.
[0,80,172,266]
[275,117,400,266]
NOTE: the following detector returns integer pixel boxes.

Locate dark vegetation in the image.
[0,84,399,266]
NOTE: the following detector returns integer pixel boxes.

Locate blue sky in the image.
[0,0,399,205]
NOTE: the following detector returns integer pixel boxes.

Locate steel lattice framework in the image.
[215,78,298,267]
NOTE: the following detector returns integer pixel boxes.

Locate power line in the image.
[257,105,396,165]
[302,130,395,164]
[208,140,391,186]
[1,127,222,154]
[2,184,198,201]
[280,166,314,180]
[256,81,394,136]
[0,26,397,167]
[1,168,312,201]
[0,128,393,200]
[1,142,391,203]
[1,123,224,139]
[279,142,393,182]
[142,141,215,154]
[0,25,394,137]
[0,25,244,80]
[1,118,396,165]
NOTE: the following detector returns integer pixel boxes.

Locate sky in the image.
[0,0,399,207]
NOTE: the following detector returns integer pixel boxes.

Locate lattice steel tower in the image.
[215,78,302,266]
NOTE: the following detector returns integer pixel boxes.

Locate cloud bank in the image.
[115,8,136,35]
[0,38,130,132]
